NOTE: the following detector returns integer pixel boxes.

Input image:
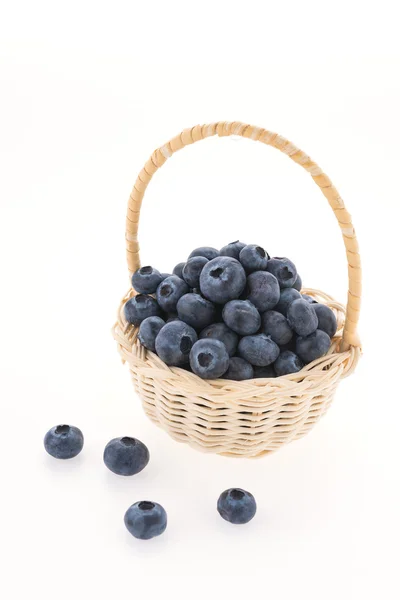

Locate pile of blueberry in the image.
[44,425,257,540]
[124,241,337,380]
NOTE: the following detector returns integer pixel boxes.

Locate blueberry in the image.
[189,339,230,379]
[188,246,219,260]
[223,357,254,381]
[296,329,331,363]
[131,266,163,294]
[292,274,302,291]
[274,351,304,376]
[222,300,261,336]
[199,322,239,357]
[261,310,293,345]
[160,272,172,281]
[267,257,298,288]
[238,333,280,366]
[220,240,247,260]
[246,271,280,312]
[200,257,246,304]
[103,436,149,476]
[275,288,302,315]
[313,304,337,338]
[138,316,165,352]
[155,320,197,366]
[239,244,269,273]
[253,365,276,378]
[182,256,208,288]
[173,262,185,278]
[44,425,84,459]
[287,298,318,336]
[124,501,167,540]
[217,488,257,525]
[124,294,162,326]
[177,293,217,330]
[156,275,189,313]
[302,294,317,304]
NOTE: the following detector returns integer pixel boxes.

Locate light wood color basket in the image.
[113,121,362,458]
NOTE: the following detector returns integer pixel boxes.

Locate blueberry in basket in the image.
[126,244,337,380]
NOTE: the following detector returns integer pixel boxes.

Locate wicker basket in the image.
[113,121,362,458]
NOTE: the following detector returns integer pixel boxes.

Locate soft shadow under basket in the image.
[113,121,362,458]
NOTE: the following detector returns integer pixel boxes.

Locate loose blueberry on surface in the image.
[239,244,269,273]
[217,488,257,525]
[182,256,209,288]
[172,262,186,278]
[200,256,246,304]
[313,304,337,338]
[177,293,217,330]
[223,357,254,381]
[246,271,280,312]
[199,322,239,357]
[189,339,230,379]
[103,436,150,476]
[188,246,219,260]
[296,329,331,363]
[238,333,280,367]
[155,320,197,366]
[138,316,165,352]
[156,275,190,313]
[222,300,261,336]
[253,365,276,378]
[274,350,304,376]
[220,240,247,260]
[302,294,317,304]
[266,257,298,288]
[275,288,302,315]
[131,266,163,294]
[292,274,302,291]
[124,501,167,540]
[287,298,318,336]
[44,425,84,459]
[124,295,162,326]
[261,310,293,346]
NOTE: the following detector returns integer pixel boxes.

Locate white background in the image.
[1,1,399,598]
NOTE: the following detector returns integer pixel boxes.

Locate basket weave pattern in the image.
[113,122,362,458]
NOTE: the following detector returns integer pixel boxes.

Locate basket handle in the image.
[125,121,361,351]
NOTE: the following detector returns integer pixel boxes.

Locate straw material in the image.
[114,122,362,457]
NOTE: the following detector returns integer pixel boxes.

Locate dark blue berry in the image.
[239,244,269,273]
[124,295,162,326]
[173,262,185,278]
[189,339,229,379]
[138,316,165,352]
[238,333,280,366]
[253,365,276,378]
[156,275,189,313]
[313,304,337,338]
[200,257,246,304]
[182,256,208,288]
[302,294,317,304]
[246,271,280,312]
[274,351,304,376]
[188,246,219,260]
[219,240,247,260]
[177,293,217,330]
[199,322,239,357]
[292,274,302,291]
[287,298,318,336]
[267,257,298,288]
[103,436,149,476]
[275,288,302,315]
[131,266,163,294]
[124,501,167,540]
[217,488,257,525]
[261,310,293,345]
[223,357,254,381]
[160,272,172,281]
[296,329,331,363]
[44,425,84,459]
[155,320,197,366]
[222,300,261,336]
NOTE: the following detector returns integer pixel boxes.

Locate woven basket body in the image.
[113,122,361,458]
